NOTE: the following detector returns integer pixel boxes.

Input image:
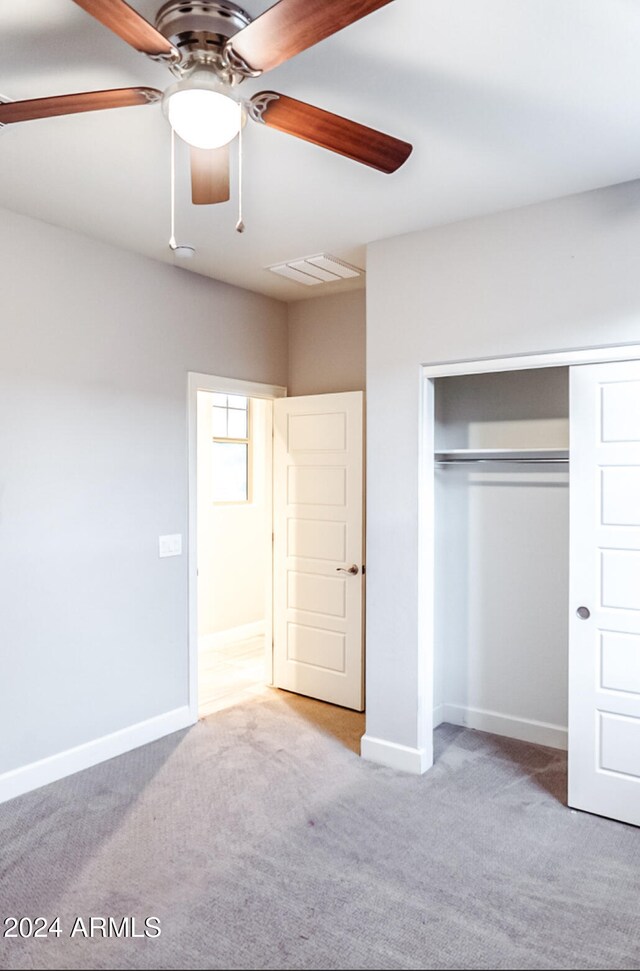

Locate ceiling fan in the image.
[0,0,413,207]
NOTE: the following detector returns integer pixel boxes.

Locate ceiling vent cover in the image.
[267,253,364,287]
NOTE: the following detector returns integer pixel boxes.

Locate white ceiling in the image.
[1,1,640,302]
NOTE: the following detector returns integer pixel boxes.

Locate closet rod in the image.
[436,458,569,465]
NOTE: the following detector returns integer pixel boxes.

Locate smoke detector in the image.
[267,253,364,287]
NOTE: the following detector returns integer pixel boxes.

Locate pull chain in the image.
[169,127,177,250]
[168,128,195,258]
[235,101,245,233]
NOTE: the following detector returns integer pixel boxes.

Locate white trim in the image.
[0,707,192,806]
[188,372,286,400]
[421,341,640,379]
[432,704,445,728]
[199,620,265,652]
[360,734,430,774]
[417,366,435,770]
[264,399,275,687]
[441,704,567,751]
[187,372,287,720]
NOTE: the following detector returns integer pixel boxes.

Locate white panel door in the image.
[273,392,364,710]
[569,360,640,826]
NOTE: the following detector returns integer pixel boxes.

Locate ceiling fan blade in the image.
[190,145,230,205]
[249,92,412,174]
[227,0,394,75]
[0,87,161,125]
[72,0,179,62]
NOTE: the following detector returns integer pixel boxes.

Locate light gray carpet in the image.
[1,691,639,971]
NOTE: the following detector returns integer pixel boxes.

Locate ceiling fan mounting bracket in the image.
[247,91,280,124]
[222,43,262,81]
[139,89,163,104]
[155,0,256,83]
[0,95,12,129]
[147,49,183,70]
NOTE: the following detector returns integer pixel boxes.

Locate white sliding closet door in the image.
[569,360,640,826]
[273,392,364,710]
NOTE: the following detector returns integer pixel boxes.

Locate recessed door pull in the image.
[337,565,359,575]
[576,606,591,620]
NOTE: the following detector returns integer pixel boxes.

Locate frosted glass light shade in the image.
[167,89,240,150]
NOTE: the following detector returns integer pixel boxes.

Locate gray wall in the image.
[287,290,366,395]
[366,179,640,760]
[0,208,287,775]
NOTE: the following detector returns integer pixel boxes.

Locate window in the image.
[211,393,250,503]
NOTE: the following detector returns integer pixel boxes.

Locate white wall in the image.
[288,290,366,395]
[197,394,270,637]
[365,179,640,767]
[0,207,287,779]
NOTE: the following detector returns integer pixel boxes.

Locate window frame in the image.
[211,395,252,505]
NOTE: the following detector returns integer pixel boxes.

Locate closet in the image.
[434,365,570,748]
[426,356,640,828]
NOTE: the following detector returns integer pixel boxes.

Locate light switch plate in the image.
[159,534,182,558]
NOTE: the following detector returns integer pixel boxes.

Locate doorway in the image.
[188,373,286,719]
[196,389,272,715]
[188,375,366,721]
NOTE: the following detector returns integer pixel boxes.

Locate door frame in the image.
[187,372,287,722]
[418,341,640,771]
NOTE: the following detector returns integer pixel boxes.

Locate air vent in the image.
[267,253,364,287]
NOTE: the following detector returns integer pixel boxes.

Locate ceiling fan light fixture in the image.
[164,78,240,150]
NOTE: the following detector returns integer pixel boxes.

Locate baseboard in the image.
[199,620,265,653]
[360,734,430,774]
[432,703,445,728]
[0,706,194,806]
[442,703,567,750]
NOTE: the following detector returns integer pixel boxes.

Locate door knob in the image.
[576,606,591,620]
[337,565,359,576]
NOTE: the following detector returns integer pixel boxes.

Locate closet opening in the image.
[422,343,640,827]
[432,366,570,759]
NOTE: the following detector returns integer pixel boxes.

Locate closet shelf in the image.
[435,448,569,465]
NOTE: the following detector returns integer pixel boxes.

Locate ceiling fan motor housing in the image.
[155,0,253,80]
